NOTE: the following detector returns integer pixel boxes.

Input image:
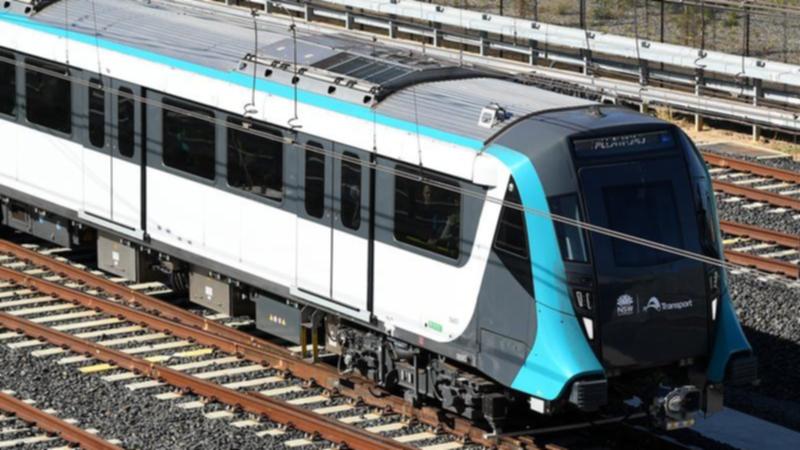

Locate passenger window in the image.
[162,98,215,180]
[88,79,105,148]
[304,142,325,219]
[0,50,15,116]
[494,181,533,296]
[394,169,461,259]
[227,118,283,201]
[25,59,71,133]
[340,152,361,230]
[118,87,135,158]
[549,194,589,263]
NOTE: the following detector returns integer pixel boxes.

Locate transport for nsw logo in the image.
[644,296,693,313]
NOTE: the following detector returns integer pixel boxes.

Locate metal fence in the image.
[432,1,800,64]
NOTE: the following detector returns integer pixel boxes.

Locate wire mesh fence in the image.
[430,1,800,64]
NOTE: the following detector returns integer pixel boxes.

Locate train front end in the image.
[491,106,757,430]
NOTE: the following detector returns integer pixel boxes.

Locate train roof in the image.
[13,0,594,144]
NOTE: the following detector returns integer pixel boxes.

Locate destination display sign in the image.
[573,131,675,154]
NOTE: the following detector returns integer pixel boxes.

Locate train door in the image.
[110,81,142,229]
[82,76,112,219]
[296,139,333,299]
[331,145,370,311]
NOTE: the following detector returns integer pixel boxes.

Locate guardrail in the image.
[253,0,800,136]
[311,0,800,89]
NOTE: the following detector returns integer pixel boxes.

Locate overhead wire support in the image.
[243,6,260,119]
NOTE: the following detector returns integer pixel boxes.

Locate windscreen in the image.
[602,182,684,267]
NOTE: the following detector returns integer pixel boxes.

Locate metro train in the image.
[0,0,756,431]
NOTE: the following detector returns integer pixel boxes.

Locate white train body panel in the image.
[1,120,84,213]
[332,229,369,311]
[112,157,141,228]
[0,5,505,344]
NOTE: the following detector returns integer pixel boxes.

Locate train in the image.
[0,0,756,432]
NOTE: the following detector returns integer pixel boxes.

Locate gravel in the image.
[0,344,325,449]
[726,271,800,431]
[716,194,800,236]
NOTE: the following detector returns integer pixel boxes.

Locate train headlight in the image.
[573,289,593,311]
[707,268,721,296]
[711,297,718,321]
[582,317,594,340]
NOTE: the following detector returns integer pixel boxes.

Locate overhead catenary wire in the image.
[89,0,102,77]
[0,53,792,285]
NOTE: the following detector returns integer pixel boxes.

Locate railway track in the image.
[721,221,800,279]
[0,250,437,450]
[703,152,800,213]
[0,238,697,450]
[0,239,497,449]
[0,389,121,449]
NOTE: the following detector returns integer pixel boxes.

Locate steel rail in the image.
[703,152,800,185]
[720,220,800,249]
[0,240,291,356]
[0,307,409,450]
[0,240,527,449]
[712,180,800,210]
[724,250,799,279]
[0,391,124,450]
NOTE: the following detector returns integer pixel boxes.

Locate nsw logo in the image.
[616,294,635,317]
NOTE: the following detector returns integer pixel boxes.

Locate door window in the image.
[88,79,105,148]
[118,87,135,158]
[304,142,325,219]
[340,152,361,230]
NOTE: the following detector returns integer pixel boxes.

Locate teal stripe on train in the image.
[0,11,485,151]
[701,162,752,382]
[487,145,603,401]
[1,9,603,399]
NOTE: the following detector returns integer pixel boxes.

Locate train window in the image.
[227,119,283,202]
[162,98,215,180]
[25,59,71,134]
[118,88,135,158]
[340,152,361,230]
[88,79,105,148]
[305,142,325,219]
[494,182,529,259]
[394,170,460,259]
[549,194,588,263]
[603,182,684,267]
[0,50,15,116]
[494,181,533,296]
